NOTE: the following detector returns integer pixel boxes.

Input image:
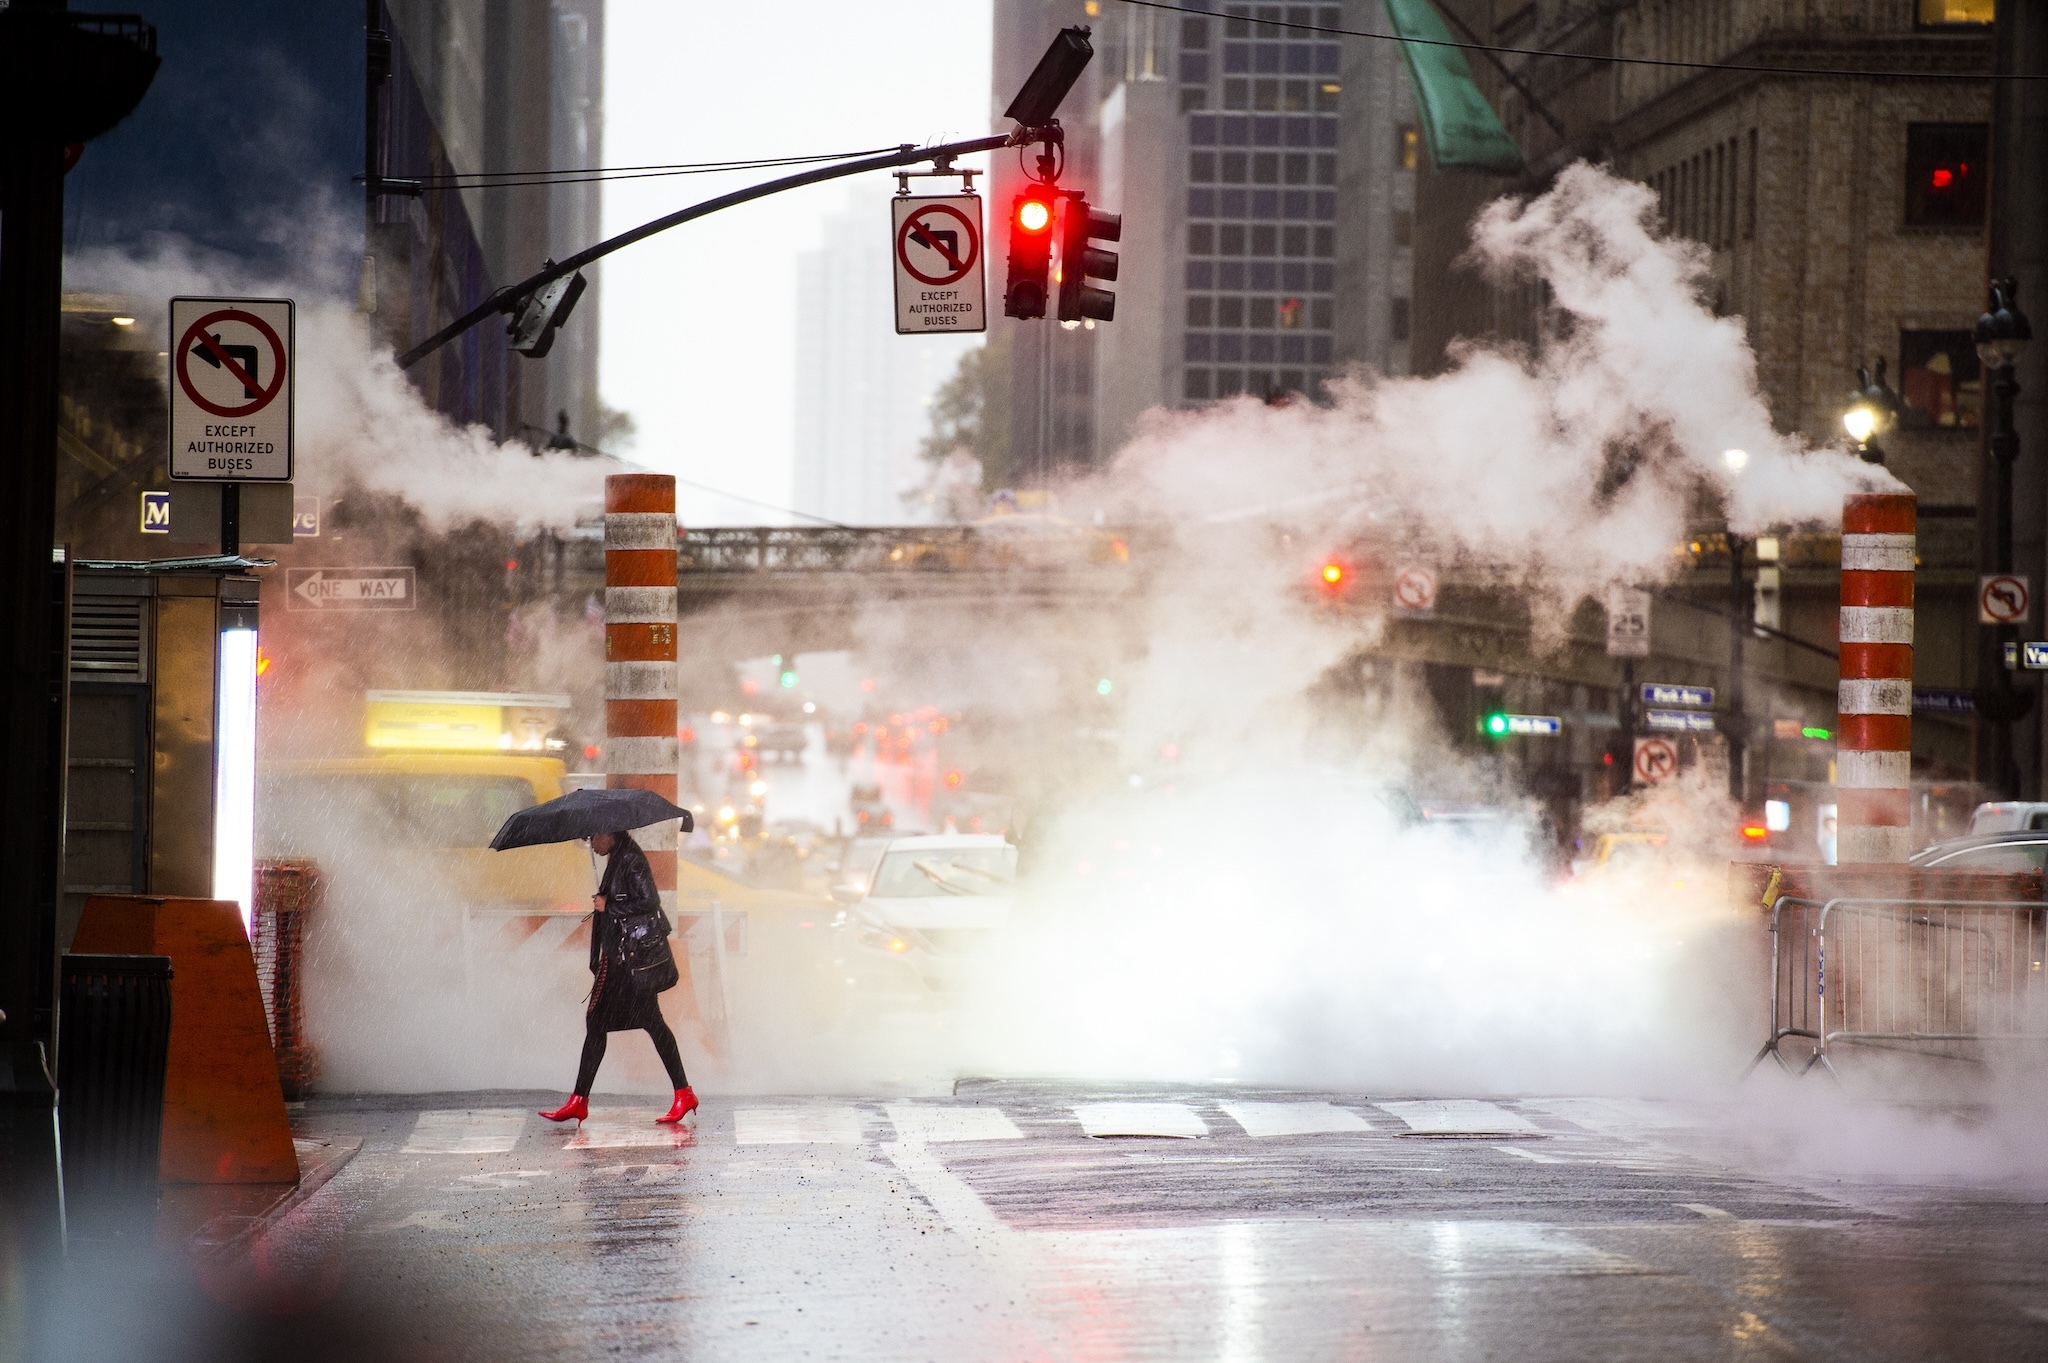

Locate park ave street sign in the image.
[287,567,416,611]
[892,194,986,334]
[169,296,294,481]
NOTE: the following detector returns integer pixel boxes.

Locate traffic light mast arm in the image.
[395,130,1026,370]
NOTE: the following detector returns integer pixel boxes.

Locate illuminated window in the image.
[1904,123,1987,227]
[1899,330,1982,429]
[1916,0,1993,25]
[1398,124,1419,170]
[1278,297,1306,328]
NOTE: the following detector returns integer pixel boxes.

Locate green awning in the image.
[1382,0,1525,176]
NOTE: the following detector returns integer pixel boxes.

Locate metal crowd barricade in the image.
[1751,895,2048,1077]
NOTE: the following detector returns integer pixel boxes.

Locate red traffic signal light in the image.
[1005,190,1056,319]
[1056,194,1120,323]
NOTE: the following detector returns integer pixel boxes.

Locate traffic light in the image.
[1004,189,1056,319]
[508,269,587,357]
[1481,711,1511,739]
[1056,195,1120,322]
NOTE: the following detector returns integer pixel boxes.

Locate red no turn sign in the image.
[892,195,985,335]
[1633,736,1679,786]
[1980,574,2031,625]
[1391,565,1436,616]
[169,296,294,481]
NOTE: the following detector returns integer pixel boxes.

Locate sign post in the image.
[891,195,986,335]
[168,296,296,555]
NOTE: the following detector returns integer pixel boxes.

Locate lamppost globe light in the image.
[1842,406,1877,444]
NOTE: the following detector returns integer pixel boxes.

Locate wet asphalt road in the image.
[33,1083,2048,1361]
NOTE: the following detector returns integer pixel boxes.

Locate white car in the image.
[832,834,1017,979]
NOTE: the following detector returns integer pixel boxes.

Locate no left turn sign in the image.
[1980,574,2031,625]
[1633,736,1679,786]
[169,296,294,481]
[892,195,985,335]
[1392,565,1436,616]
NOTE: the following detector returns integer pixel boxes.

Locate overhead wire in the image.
[387,145,914,192]
[517,424,854,529]
[1111,0,2044,83]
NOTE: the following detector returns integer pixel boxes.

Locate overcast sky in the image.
[600,1,995,526]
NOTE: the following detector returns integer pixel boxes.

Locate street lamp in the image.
[1841,361,1900,464]
[1974,276,2034,793]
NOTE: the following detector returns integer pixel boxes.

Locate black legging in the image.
[574,1017,687,1096]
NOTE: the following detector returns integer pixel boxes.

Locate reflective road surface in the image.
[24,1083,2048,1361]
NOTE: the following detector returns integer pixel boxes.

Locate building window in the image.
[1391,297,1411,342]
[1251,224,1277,256]
[1315,153,1337,185]
[1282,224,1308,256]
[1217,368,1245,398]
[1248,297,1277,329]
[1284,152,1310,185]
[1900,330,1982,428]
[1221,151,1248,183]
[1398,124,1419,170]
[1183,15,1211,46]
[1278,296,1306,327]
[1316,82,1340,112]
[1217,296,1246,327]
[1313,226,1334,257]
[1185,368,1213,401]
[1191,152,1217,183]
[1254,78,1281,110]
[1189,223,1214,255]
[1220,223,1247,255]
[1224,78,1249,109]
[1253,151,1280,184]
[1187,296,1214,327]
[1916,0,1993,26]
[1310,298,1333,330]
[1904,123,1988,227]
[1181,88,1209,113]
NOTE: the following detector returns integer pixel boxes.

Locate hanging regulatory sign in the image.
[169,296,294,481]
[892,194,986,335]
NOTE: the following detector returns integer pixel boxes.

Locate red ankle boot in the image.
[657,1087,699,1124]
[539,1094,588,1124]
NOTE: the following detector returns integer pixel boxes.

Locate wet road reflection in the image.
[19,1083,2048,1361]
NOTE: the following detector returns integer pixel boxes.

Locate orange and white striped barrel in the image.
[604,474,680,908]
[1837,493,1915,864]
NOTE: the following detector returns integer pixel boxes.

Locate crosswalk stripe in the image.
[402,1109,529,1154]
[1376,1100,1541,1136]
[563,1113,693,1149]
[1073,1102,1208,1138]
[885,1104,1023,1143]
[734,1106,866,1145]
[1220,1101,1373,1137]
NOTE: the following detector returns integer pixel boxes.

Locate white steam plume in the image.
[1103,163,1897,613]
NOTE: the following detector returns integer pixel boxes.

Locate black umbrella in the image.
[489,786,693,851]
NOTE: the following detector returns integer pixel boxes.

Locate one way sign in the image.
[286,567,416,611]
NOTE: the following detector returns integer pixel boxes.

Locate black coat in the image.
[586,833,668,1031]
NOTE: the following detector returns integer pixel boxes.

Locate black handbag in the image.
[615,908,680,993]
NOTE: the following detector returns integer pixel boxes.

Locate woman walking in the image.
[539,828,698,1126]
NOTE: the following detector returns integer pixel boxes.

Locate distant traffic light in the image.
[1005,190,1056,319]
[1482,711,1511,739]
[1056,195,1120,322]
[779,668,798,688]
